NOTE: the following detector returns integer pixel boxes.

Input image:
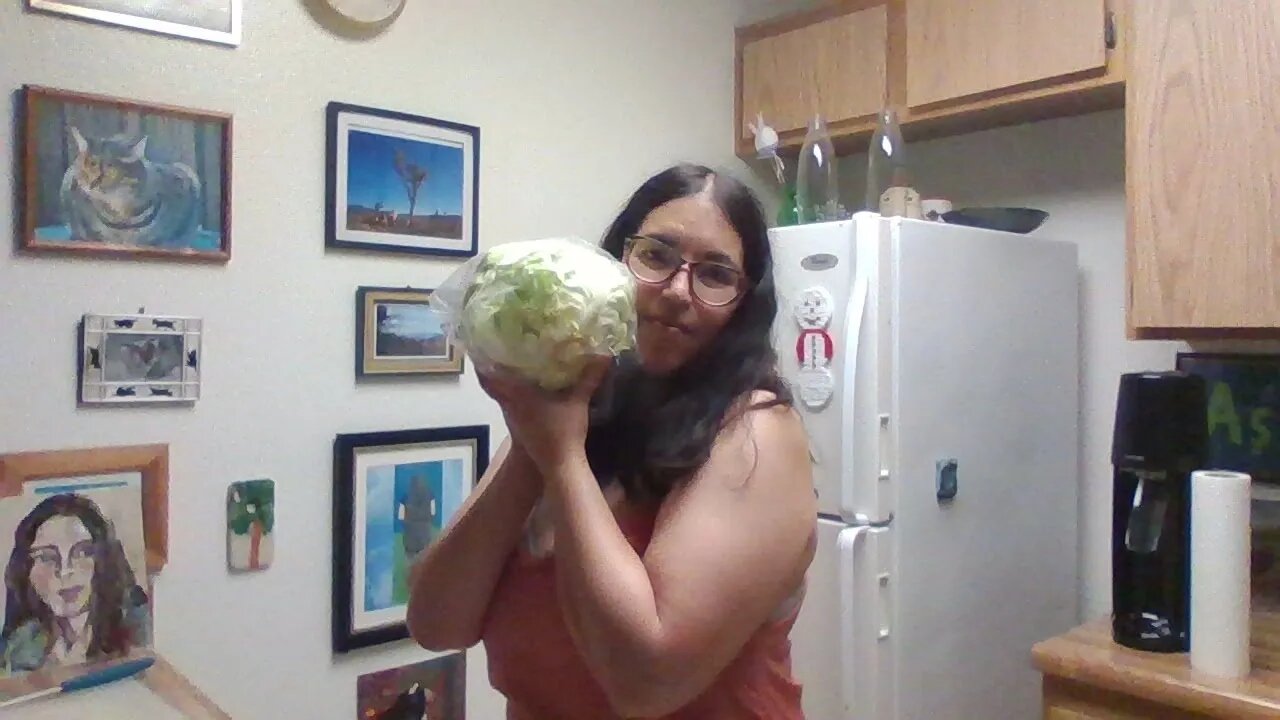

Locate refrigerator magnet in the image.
[793,286,834,330]
[797,366,835,410]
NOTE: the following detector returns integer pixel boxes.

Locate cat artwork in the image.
[60,127,203,249]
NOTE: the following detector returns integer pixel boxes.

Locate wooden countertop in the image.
[1032,614,1280,720]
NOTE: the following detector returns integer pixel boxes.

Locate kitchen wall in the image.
[0,2,754,717]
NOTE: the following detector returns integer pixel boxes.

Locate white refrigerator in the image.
[769,214,1080,720]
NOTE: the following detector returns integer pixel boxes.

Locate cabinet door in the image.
[905,0,1108,108]
[740,3,887,140]
[1127,1,1280,335]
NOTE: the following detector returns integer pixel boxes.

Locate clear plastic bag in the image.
[429,237,638,391]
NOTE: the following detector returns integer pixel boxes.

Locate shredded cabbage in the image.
[434,237,637,390]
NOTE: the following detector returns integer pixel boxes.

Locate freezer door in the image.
[887,219,1080,720]
[769,214,888,522]
[791,517,891,720]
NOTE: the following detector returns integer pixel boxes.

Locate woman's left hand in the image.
[477,357,612,477]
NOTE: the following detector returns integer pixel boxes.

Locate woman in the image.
[407,164,816,719]
[1,493,150,674]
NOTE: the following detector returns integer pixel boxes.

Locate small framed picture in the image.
[26,0,243,46]
[326,101,479,258]
[79,313,202,405]
[332,425,489,652]
[227,479,274,572]
[21,85,232,262]
[357,652,466,720]
[356,286,463,378]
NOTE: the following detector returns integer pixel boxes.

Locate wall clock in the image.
[324,0,405,26]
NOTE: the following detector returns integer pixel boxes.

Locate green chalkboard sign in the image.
[1177,352,1280,485]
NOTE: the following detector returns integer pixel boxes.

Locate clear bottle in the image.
[865,108,908,213]
[796,115,845,223]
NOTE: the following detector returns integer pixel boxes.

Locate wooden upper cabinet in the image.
[1126,1,1280,337]
[905,0,1109,108]
[738,1,887,149]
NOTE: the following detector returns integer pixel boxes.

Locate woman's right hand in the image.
[406,437,543,651]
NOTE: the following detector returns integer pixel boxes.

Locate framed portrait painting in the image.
[333,425,488,652]
[20,85,232,262]
[26,0,243,46]
[0,444,167,692]
[356,286,462,378]
[79,312,202,404]
[326,101,479,258]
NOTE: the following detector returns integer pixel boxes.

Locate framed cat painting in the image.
[19,85,232,263]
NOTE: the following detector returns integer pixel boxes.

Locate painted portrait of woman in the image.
[0,493,150,675]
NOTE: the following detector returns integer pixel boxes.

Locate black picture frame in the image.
[355,285,463,378]
[332,425,489,653]
[325,101,479,258]
[1176,351,1280,485]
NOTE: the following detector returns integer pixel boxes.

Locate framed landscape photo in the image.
[21,85,232,262]
[26,0,243,46]
[332,425,488,652]
[326,101,479,258]
[79,313,202,405]
[356,286,462,378]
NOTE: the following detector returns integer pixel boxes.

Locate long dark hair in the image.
[587,163,792,501]
[2,493,141,663]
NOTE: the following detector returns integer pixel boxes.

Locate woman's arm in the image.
[406,437,542,651]
[544,397,816,717]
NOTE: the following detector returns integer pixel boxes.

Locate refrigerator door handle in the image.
[839,274,870,518]
[850,512,894,528]
[837,525,876,719]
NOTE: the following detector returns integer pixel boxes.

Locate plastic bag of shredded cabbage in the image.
[429,237,637,391]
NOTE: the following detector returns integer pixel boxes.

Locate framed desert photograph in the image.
[79,313,202,405]
[21,85,232,262]
[0,444,167,692]
[332,425,488,652]
[356,286,462,378]
[326,101,479,258]
[26,0,242,46]
[357,652,465,720]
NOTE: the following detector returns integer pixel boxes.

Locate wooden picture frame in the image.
[326,101,479,258]
[0,444,169,575]
[20,85,233,263]
[356,286,463,378]
[332,425,488,652]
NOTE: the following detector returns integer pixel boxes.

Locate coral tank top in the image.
[480,501,806,720]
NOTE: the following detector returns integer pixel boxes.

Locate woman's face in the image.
[627,192,746,375]
[28,515,96,619]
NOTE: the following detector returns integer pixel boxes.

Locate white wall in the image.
[0,2,752,718]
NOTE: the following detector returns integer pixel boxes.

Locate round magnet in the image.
[796,329,834,368]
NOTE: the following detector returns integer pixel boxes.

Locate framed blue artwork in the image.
[1176,352,1280,485]
[332,425,488,652]
[325,101,479,258]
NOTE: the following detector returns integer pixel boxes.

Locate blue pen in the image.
[0,657,156,709]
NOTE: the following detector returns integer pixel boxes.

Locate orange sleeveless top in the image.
[480,504,806,720]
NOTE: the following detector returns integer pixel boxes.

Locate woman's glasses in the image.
[624,235,746,307]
